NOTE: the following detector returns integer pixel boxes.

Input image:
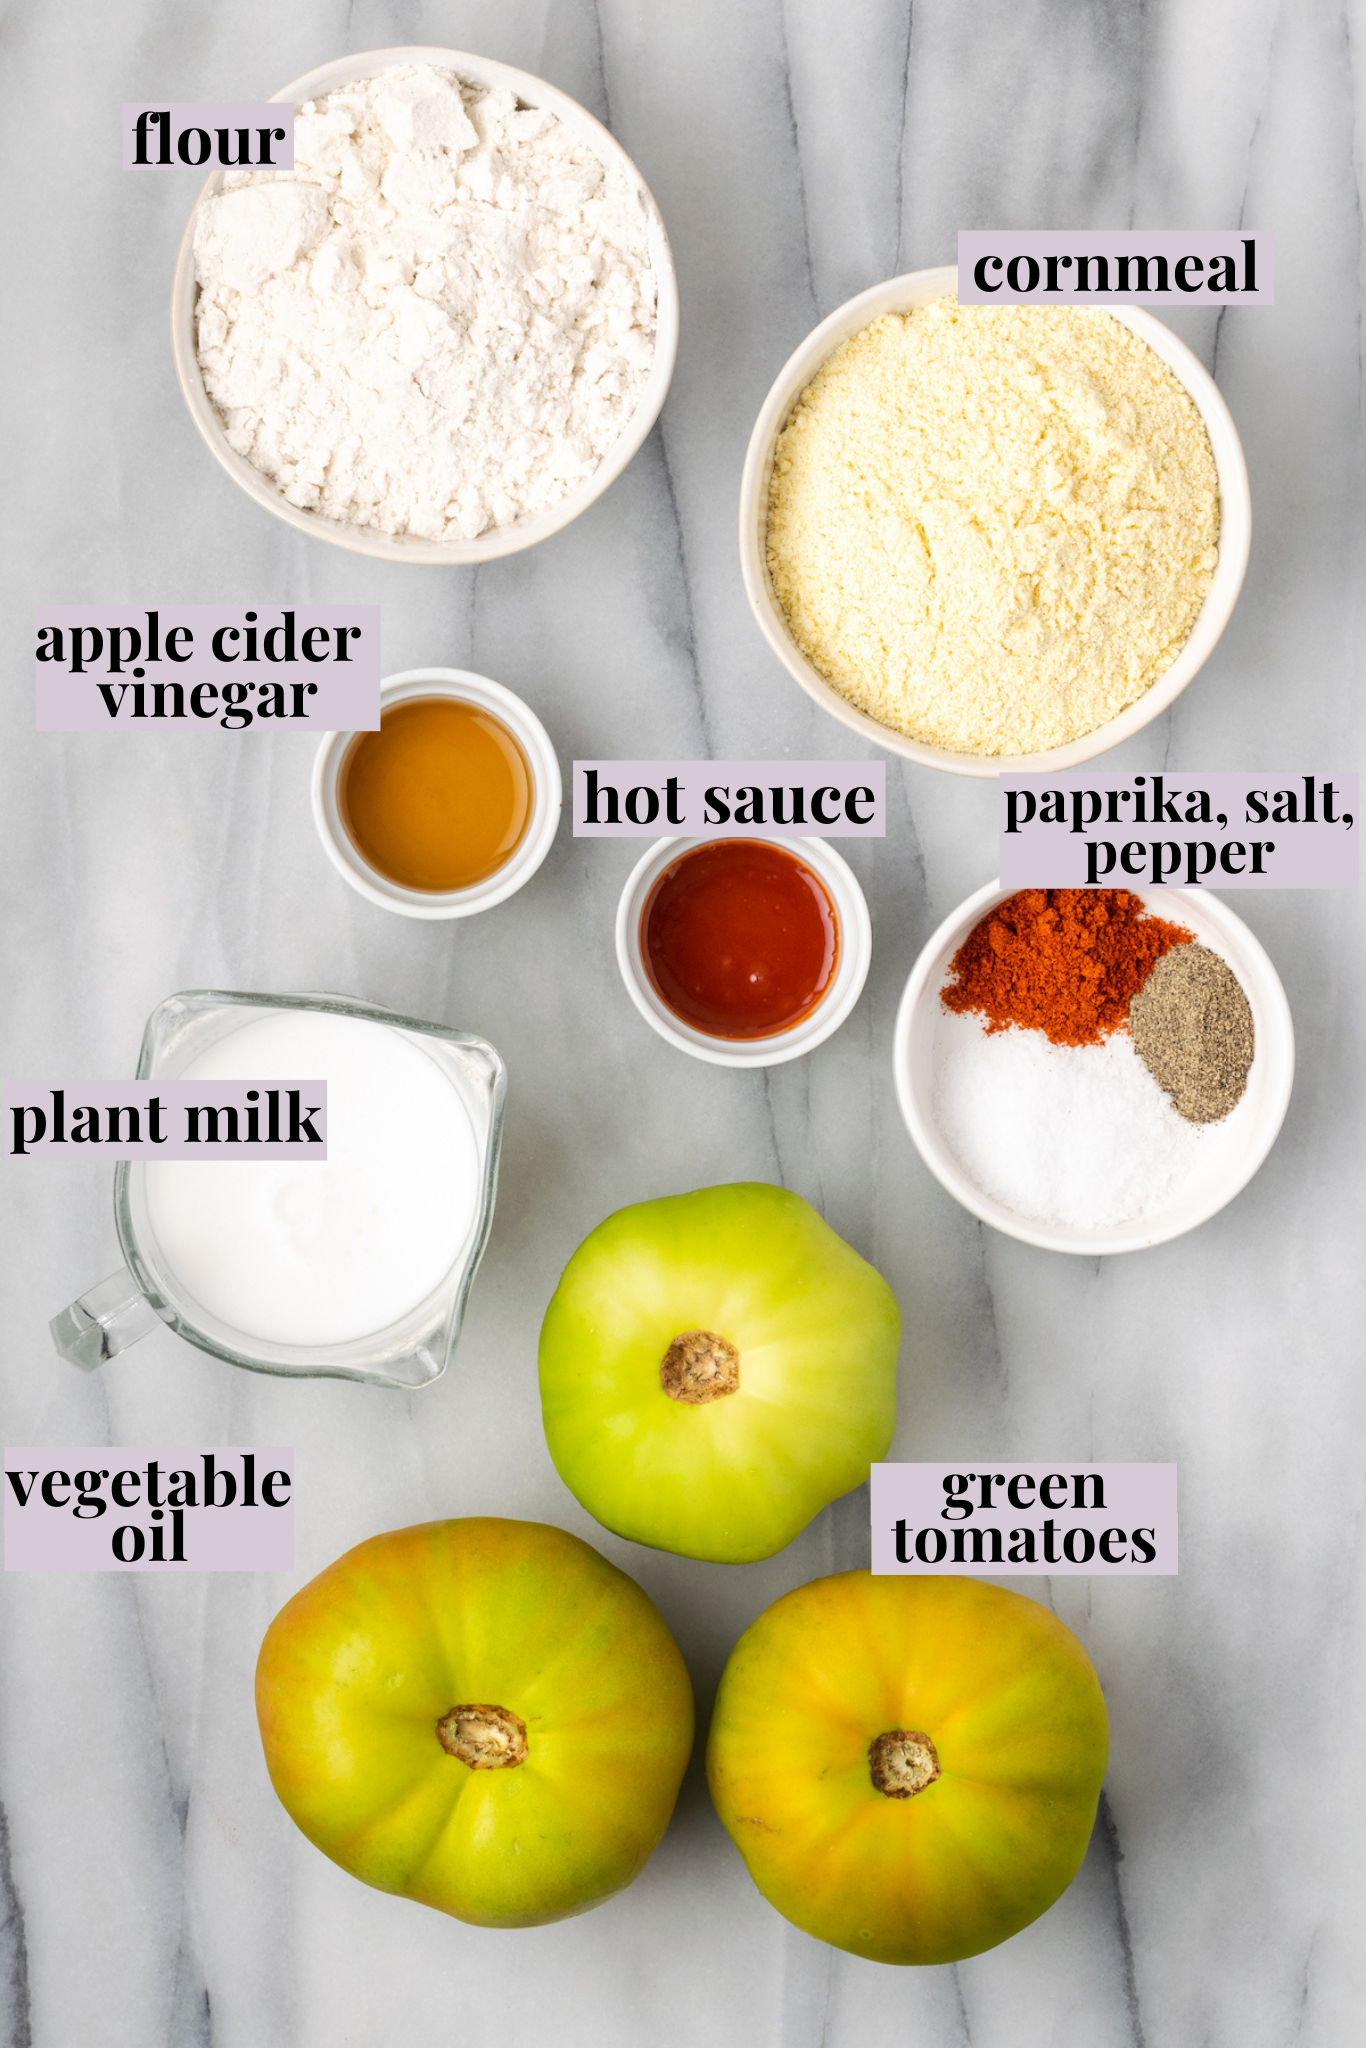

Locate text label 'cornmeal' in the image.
[958,230,1273,305]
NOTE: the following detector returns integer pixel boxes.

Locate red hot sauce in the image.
[641,840,840,1040]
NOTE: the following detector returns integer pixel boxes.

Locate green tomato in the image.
[538,1183,900,1563]
[707,1572,1109,1964]
[256,1518,694,1928]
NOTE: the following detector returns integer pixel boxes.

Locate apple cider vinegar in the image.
[340,697,532,892]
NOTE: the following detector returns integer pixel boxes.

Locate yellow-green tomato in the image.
[538,1184,900,1563]
[255,1517,694,1928]
[707,1572,1108,1964]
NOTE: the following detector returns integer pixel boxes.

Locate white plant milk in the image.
[143,1010,481,1346]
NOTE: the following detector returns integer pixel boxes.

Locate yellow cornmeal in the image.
[766,298,1220,756]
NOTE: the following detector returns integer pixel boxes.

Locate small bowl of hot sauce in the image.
[615,835,872,1066]
[312,669,561,918]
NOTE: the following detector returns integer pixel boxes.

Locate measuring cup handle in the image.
[50,1269,161,1370]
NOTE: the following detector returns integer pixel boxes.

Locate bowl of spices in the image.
[172,48,677,562]
[312,668,561,917]
[893,882,1293,1253]
[615,837,872,1067]
[740,269,1251,775]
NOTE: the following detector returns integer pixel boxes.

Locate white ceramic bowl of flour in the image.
[892,880,1293,1254]
[739,266,1252,777]
[171,48,678,563]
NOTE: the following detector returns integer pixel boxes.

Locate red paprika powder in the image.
[942,890,1193,1047]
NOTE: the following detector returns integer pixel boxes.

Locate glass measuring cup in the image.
[50,991,506,1390]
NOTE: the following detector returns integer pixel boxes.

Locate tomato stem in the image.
[660,1330,741,1404]
[437,1704,529,1769]
[868,1729,940,1799]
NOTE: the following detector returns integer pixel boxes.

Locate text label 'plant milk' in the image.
[6,1083,327,1158]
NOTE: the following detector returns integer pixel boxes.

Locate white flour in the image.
[193,66,657,541]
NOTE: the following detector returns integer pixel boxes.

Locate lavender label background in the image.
[35,606,380,731]
[573,760,886,837]
[999,773,1358,888]
[123,104,294,169]
[6,1082,327,1158]
[5,1450,294,1571]
[872,1462,1177,1576]
[958,229,1273,303]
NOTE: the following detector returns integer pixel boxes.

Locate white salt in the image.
[932,1010,1203,1230]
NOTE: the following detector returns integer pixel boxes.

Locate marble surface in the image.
[2,2,1364,2043]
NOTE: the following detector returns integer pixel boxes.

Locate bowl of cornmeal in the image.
[739,268,1251,775]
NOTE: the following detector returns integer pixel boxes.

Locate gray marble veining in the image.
[2,2,1364,2043]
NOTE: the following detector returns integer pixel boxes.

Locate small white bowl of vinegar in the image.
[312,668,562,919]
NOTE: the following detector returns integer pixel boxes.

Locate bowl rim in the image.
[311,666,562,918]
[739,264,1252,777]
[171,45,679,564]
[892,878,1295,1253]
[614,834,873,1067]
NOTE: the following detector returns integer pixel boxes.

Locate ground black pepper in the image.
[1127,944,1254,1124]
